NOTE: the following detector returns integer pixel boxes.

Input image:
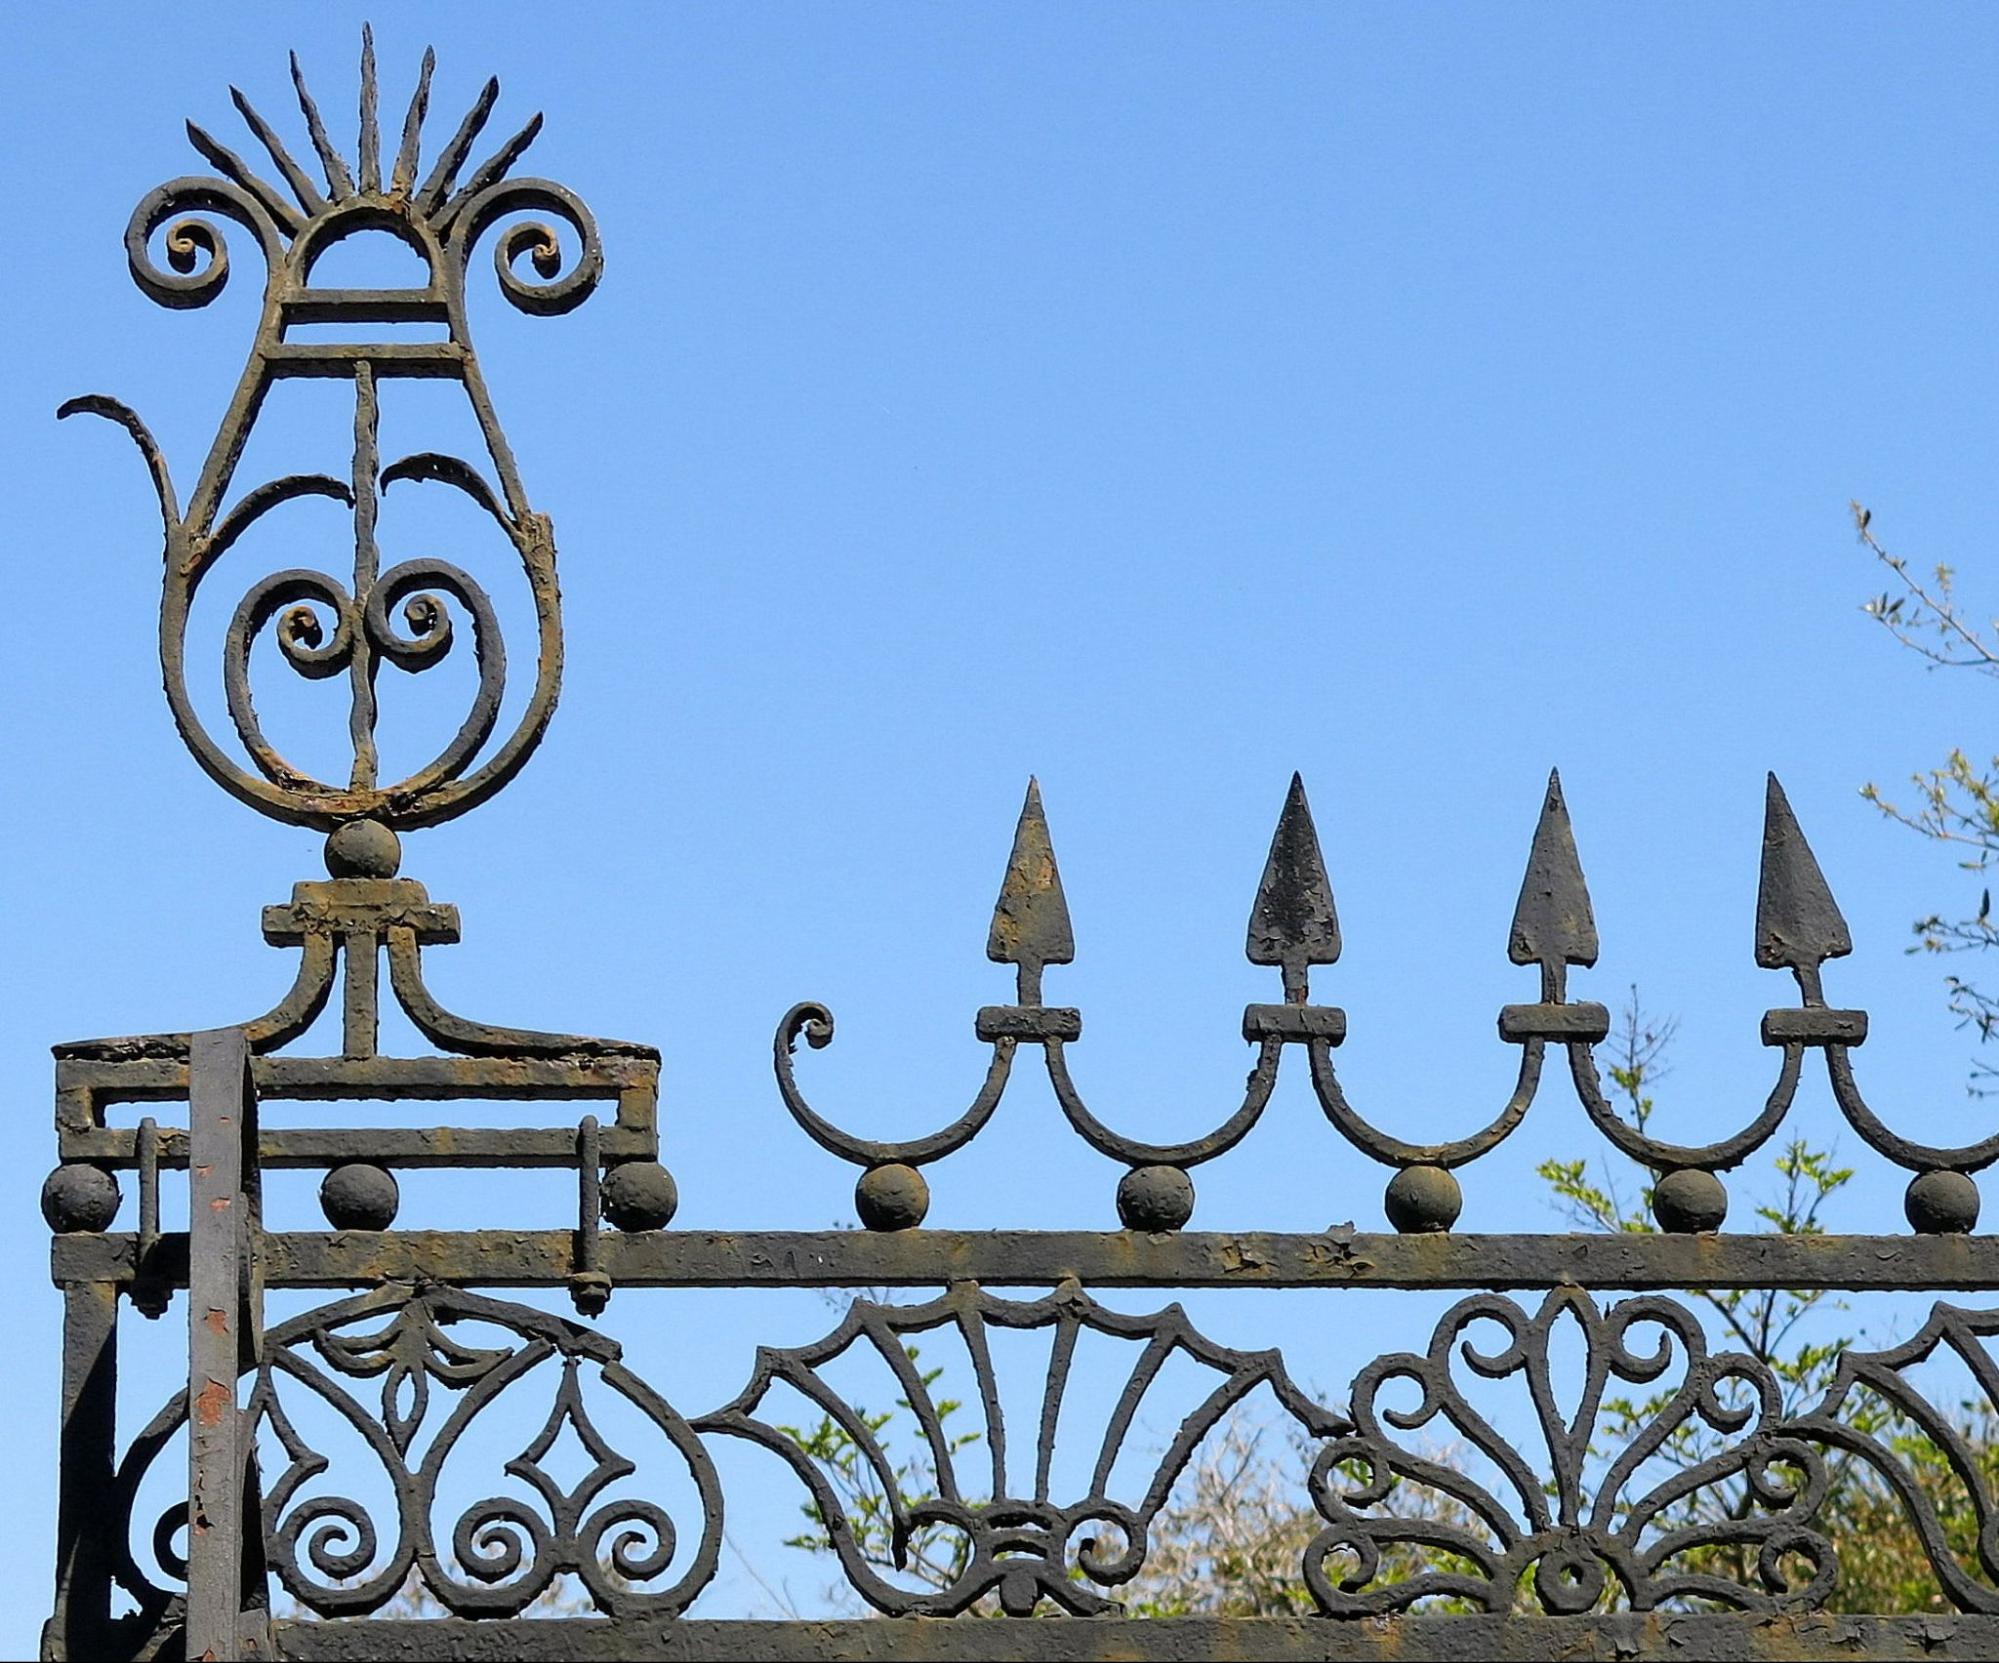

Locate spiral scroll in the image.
[454,179,604,317]
[124,178,287,309]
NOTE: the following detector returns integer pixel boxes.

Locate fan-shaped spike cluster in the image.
[194,27,543,231]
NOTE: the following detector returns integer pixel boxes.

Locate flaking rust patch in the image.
[1219,1237,1268,1273]
[194,1376,231,1428]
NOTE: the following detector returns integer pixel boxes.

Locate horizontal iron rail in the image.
[57,1052,654,1109]
[57,1125,657,1169]
[52,1227,1995,1290]
[271,1613,1999,1662]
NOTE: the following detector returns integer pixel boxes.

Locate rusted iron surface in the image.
[51,1225,1999,1292]
[185,1031,263,1662]
[42,30,1999,1663]
[44,1283,117,1663]
[271,1613,1999,1662]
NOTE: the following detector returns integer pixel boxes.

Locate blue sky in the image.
[8,1,1999,1638]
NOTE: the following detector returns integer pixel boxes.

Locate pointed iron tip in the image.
[184,115,225,160]
[291,48,354,200]
[439,109,545,224]
[1509,769,1597,968]
[358,24,382,193]
[1246,774,1340,969]
[1757,774,1852,970]
[987,778,1074,969]
[393,45,436,193]
[414,71,501,212]
[224,76,329,217]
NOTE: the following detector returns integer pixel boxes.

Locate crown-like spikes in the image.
[195,28,544,233]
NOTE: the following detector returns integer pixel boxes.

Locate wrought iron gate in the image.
[41,35,1999,1662]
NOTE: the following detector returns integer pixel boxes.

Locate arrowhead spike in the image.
[1509,770,1599,968]
[1757,774,1852,970]
[1246,774,1341,970]
[987,779,1075,970]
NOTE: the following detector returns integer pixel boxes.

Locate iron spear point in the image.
[1246,774,1341,991]
[988,779,1075,990]
[1509,769,1599,970]
[1756,774,1852,973]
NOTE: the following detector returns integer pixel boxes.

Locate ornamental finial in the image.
[60,30,600,834]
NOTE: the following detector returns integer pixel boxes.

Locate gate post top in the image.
[60,27,600,843]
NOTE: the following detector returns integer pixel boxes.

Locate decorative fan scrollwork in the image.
[699,1280,1343,1617]
[1306,1289,1833,1615]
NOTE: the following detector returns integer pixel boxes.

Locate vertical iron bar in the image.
[569,1114,609,1314]
[134,1115,168,1319]
[46,1279,118,1662]
[578,1112,601,1274]
[137,1115,159,1245]
[348,361,381,792]
[341,933,378,1059]
[186,1027,258,1662]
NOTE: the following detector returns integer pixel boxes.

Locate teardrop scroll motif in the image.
[104,1284,721,1623]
